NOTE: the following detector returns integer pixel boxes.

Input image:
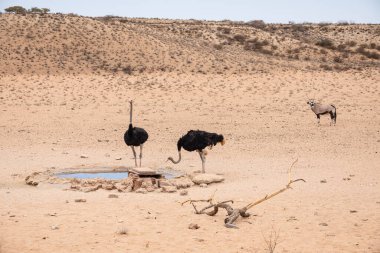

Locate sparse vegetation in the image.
[246,20,266,30]
[233,34,247,44]
[4,5,50,14]
[0,13,378,75]
[316,38,335,49]
[262,228,280,253]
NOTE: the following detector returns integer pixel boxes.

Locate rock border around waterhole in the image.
[25,166,225,193]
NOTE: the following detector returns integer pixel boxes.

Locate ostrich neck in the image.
[129,103,133,124]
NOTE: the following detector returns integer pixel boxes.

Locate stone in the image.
[162,186,177,193]
[158,179,173,187]
[146,186,156,192]
[191,173,225,185]
[179,189,188,196]
[82,186,99,192]
[80,154,88,158]
[171,177,194,189]
[102,184,115,190]
[108,194,119,198]
[74,199,86,203]
[135,188,147,194]
[199,183,207,188]
[188,223,200,230]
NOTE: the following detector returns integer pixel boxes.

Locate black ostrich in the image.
[124,100,148,167]
[167,130,225,173]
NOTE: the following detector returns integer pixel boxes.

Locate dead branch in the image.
[182,159,305,228]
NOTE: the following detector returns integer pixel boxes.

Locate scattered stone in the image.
[145,186,156,192]
[117,226,128,235]
[82,186,101,192]
[74,199,86,203]
[108,194,119,198]
[191,173,225,185]
[188,223,200,230]
[350,210,357,213]
[51,225,59,230]
[162,186,177,193]
[179,189,188,196]
[199,183,207,188]
[80,154,88,158]
[319,222,328,226]
[171,177,194,189]
[115,157,122,160]
[25,172,43,186]
[287,216,297,222]
[320,179,327,183]
[158,179,173,187]
[135,188,147,194]
[102,184,115,190]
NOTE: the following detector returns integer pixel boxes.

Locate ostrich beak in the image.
[221,139,226,145]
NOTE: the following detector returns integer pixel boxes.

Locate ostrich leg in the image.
[198,150,206,173]
[131,146,137,167]
[139,144,143,167]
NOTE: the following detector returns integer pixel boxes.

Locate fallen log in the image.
[182,159,305,228]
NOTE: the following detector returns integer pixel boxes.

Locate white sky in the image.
[1,0,379,23]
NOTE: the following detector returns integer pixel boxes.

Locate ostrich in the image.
[167,130,225,173]
[124,100,148,167]
[307,99,337,125]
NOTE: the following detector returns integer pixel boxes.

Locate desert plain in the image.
[0,14,379,252]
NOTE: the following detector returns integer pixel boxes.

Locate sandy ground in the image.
[0,70,379,253]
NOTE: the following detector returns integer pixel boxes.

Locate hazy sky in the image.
[1,0,379,23]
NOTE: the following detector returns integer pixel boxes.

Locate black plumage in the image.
[124,101,148,167]
[167,130,225,173]
[124,124,148,147]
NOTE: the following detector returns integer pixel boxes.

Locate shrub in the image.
[337,44,347,51]
[122,65,133,74]
[246,20,266,29]
[333,56,343,63]
[320,64,333,71]
[316,38,335,49]
[346,41,357,47]
[291,24,307,32]
[233,34,246,44]
[213,44,223,50]
[217,27,231,34]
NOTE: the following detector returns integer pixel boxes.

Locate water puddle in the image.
[57,172,130,180]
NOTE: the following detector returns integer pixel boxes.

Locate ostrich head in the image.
[212,134,225,146]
